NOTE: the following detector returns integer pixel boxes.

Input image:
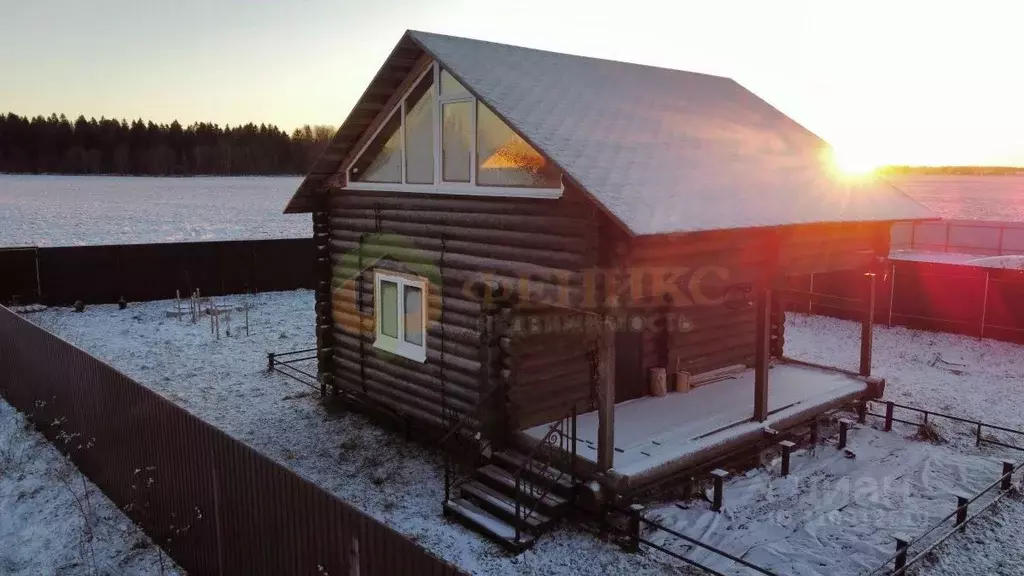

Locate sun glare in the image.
[824,147,881,181]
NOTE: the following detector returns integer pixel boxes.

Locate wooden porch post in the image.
[753,288,771,422]
[597,318,616,472]
[860,272,876,377]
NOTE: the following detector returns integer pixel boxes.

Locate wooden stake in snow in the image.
[649,367,667,397]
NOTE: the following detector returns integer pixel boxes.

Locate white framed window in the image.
[345,62,563,199]
[373,270,427,362]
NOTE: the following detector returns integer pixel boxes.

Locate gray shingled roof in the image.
[286,30,934,235]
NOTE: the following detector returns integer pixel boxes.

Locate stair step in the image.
[476,465,569,513]
[491,451,575,495]
[461,480,552,529]
[444,497,535,553]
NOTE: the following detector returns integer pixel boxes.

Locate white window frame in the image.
[372,270,428,363]
[344,61,563,199]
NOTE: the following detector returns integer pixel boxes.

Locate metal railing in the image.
[859,399,1024,574]
[267,347,320,390]
[511,405,578,545]
[864,460,1022,576]
[617,505,780,576]
[866,400,1024,452]
[441,402,494,505]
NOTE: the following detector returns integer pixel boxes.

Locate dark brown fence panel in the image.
[785,261,1024,345]
[0,247,40,304]
[28,238,315,305]
[0,306,466,576]
[983,271,1024,342]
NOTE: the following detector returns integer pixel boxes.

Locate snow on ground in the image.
[646,423,1024,575]
[0,174,306,247]
[0,398,182,575]
[23,294,1024,575]
[26,291,675,576]
[786,312,1024,434]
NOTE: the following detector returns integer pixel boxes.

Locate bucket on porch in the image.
[674,371,691,393]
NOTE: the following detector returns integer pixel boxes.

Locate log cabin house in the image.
[283,30,934,551]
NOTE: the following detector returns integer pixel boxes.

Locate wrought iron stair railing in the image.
[511,405,578,545]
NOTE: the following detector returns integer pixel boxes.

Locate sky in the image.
[2,0,1022,167]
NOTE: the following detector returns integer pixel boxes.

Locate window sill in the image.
[343,182,563,199]
[372,337,427,363]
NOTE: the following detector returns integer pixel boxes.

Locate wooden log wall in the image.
[326,187,599,434]
[503,308,598,430]
[618,222,891,390]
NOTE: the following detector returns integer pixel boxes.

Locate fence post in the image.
[980,270,990,338]
[955,493,969,532]
[894,535,909,572]
[887,263,896,327]
[838,418,851,450]
[628,503,644,553]
[809,419,819,445]
[779,440,795,477]
[859,272,876,377]
[267,352,275,372]
[1002,461,1014,491]
[711,469,728,512]
[976,422,983,447]
[884,401,894,432]
[857,400,867,424]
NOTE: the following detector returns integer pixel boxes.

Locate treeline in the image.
[0,112,335,176]
[879,165,1024,176]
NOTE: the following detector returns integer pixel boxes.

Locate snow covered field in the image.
[0,174,306,247]
[1,174,1022,249]
[0,399,182,575]
[20,293,1024,575]
[888,175,1024,222]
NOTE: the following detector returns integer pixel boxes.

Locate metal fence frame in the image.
[891,219,1024,256]
[0,305,466,576]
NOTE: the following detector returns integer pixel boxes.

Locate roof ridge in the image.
[407,29,736,83]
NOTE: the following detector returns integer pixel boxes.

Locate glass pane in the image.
[403,285,424,346]
[404,75,435,184]
[351,113,401,183]
[440,69,469,97]
[477,103,560,188]
[442,101,472,182]
[379,280,398,338]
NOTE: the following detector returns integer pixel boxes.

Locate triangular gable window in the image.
[347,63,561,195]
[350,113,401,183]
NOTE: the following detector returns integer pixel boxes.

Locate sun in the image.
[824,147,882,180]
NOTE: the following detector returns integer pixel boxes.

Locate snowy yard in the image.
[0,399,181,575]
[19,294,1024,575]
[645,422,1024,575]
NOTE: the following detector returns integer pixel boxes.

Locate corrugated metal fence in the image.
[786,260,1024,344]
[0,238,315,306]
[0,305,467,576]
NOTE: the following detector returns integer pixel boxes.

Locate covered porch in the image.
[520,278,883,492]
[522,360,874,490]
